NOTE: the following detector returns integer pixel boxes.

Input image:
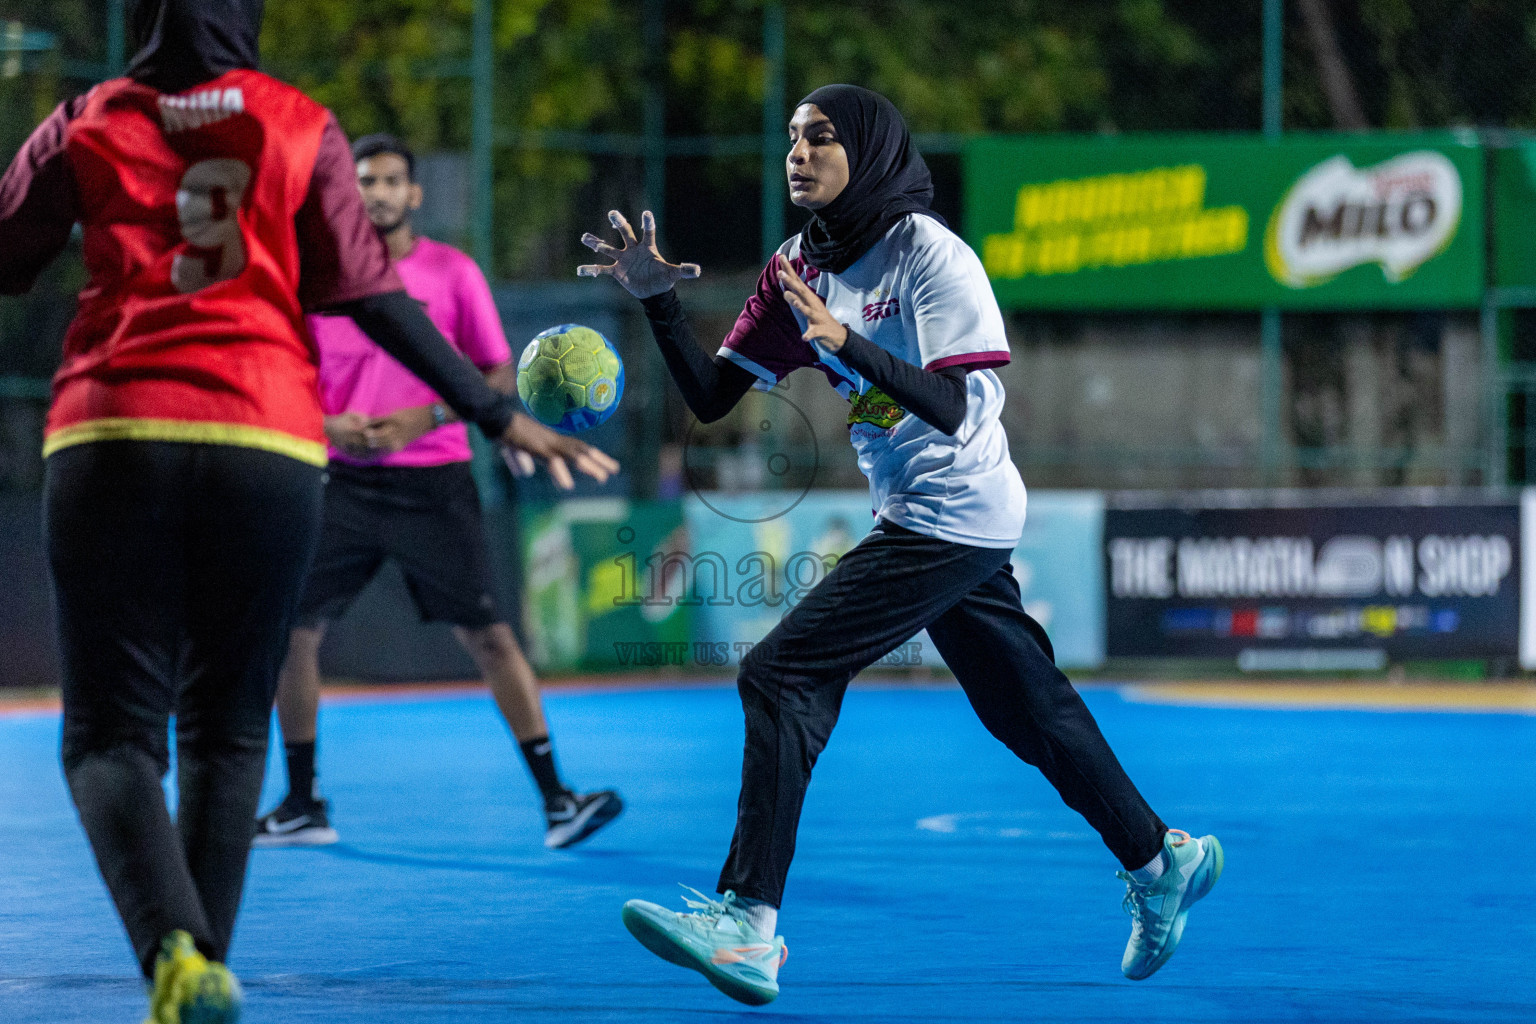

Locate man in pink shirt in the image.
[255,135,623,850]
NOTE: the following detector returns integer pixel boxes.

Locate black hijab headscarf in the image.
[127,0,264,94]
[795,84,944,275]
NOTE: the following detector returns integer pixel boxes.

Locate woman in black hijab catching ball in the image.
[579,85,1223,1005]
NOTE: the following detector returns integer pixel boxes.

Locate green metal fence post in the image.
[1482,299,1507,485]
[1262,0,1283,138]
[642,0,666,218]
[1259,0,1284,486]
[1259,315,1283,485]
[633,0,669,501]
[468,0,503,504]
[471,0,494,273]
[107,0,127,77]
[760,1,786,262]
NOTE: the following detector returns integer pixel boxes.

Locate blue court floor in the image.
[2,683,1532,1023]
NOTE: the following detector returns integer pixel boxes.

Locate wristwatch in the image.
[430,403,449,428]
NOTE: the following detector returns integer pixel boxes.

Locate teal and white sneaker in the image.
[621,887,787,1005]
[1118,828,1224,980]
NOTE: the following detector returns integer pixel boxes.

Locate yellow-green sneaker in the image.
[1118,829,1224,981]
[144,930,242,1024]
[621,887,787,1005]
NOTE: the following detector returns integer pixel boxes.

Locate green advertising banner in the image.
[1493,143,1536,291]
[522,498,690,672]
[964,134,1485,310]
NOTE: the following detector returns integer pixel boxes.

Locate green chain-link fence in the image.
[5,1,1536,496]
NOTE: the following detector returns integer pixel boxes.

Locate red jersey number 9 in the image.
[171,159,253,294]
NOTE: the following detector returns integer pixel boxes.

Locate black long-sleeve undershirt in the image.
[641,289,969,435]
[640,289,757,423]
[836,328,968,435]
[335,290,517,438]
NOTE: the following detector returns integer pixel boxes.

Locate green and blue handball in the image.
[516,324,625,432]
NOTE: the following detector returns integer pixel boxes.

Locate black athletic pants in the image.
[719,519,1167,908]
[46,441,323,976]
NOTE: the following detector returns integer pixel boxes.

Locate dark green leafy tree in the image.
[3,0,1536,275]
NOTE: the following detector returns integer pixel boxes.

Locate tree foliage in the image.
[3,0,1536,276]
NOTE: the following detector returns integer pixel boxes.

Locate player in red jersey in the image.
[0,2,617,1021]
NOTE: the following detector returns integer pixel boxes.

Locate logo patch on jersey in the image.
[863,298,900,322]
[847,385,906,430]
[159,88,246,133]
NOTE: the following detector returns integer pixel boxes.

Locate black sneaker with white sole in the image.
[253,797,340,848]
[544,789,624,849]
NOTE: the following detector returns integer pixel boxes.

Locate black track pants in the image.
[46,440,323,976]
[718,519,1167,908]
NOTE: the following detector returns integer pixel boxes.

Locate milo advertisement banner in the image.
[965,134,1484,310]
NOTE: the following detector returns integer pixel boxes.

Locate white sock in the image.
[1129,848,1169,884]
[735,898,778,941]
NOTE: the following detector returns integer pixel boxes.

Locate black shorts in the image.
[296,461,501,629]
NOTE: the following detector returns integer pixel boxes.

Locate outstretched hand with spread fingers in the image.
[775,253,848,353]
[578,210,701,299]
[501,448,536,479]
[499,413,620,491]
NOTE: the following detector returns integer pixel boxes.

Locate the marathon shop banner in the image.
[1105,503,1520,663]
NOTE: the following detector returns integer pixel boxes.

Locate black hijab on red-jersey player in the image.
[127,0,264,94]
[795,84,946,275]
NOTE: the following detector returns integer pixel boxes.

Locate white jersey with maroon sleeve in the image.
[719,213,1025,548]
